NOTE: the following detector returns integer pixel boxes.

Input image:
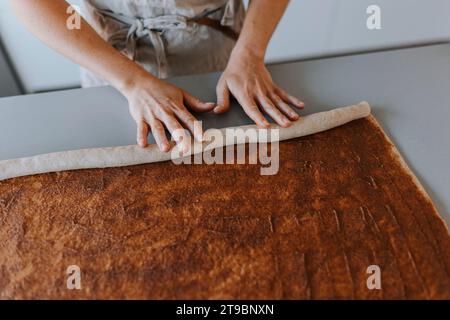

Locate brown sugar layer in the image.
[0,116,449,299]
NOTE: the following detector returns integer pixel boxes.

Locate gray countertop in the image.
[1,44,449,226]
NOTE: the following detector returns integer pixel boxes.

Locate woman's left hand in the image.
[214,49,305,128]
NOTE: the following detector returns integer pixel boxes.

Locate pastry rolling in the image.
[0,101,371,181]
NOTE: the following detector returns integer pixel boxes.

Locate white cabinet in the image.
[1,0,449,93]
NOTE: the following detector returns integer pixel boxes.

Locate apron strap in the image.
[97,8,239,78]
[100,10,188,78]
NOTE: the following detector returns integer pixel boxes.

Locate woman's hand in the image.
[122,73,215,152]
[214,49,305,128]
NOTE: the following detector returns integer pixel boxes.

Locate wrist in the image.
[230,43,265,63]
[111,63,157,97]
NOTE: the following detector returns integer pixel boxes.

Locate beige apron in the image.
[80,0,245,87]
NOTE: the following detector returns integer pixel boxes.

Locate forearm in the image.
[10,0,152,92]
[232,0,290,60]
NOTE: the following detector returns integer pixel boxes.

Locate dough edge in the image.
[0,101,371,181]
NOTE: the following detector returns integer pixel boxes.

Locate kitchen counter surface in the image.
[1,43,449,225]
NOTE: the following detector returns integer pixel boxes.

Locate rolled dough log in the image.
[0,101,371,181]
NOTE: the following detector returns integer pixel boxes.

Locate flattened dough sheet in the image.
[1,111,449,299]
[0,101,371,181]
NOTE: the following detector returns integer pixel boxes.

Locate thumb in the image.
[183,91,215,113]
[214,80,230,114]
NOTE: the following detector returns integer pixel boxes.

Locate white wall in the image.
[267,0,450,62]
[0,0,82,92]
[1,0,450,93]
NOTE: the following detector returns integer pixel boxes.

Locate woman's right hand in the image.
[122,74,215,153]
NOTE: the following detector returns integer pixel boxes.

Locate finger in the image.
[173,103,204,142]
[161,113,191,154]
[183,91,215,113]
[270,93,300,121]
[258,95,291,128]
[214,80,230,114]
[147,117,170,152]
[137,120,149,148]
[234,92,270,128]
[275,87,305,109]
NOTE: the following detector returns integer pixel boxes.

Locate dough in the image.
[1,112,449,299]
[0,102,371,181]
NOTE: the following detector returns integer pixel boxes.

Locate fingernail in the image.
[213,106,222,114]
